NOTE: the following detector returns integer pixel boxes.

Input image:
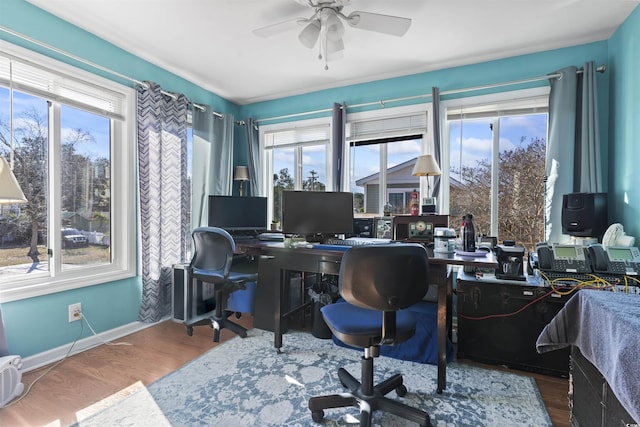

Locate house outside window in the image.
[0,41,136,301]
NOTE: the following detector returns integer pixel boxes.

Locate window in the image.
[261,120,331,223]
[0,40,135,301]
[347,108,427,216]
[259,106,430,223]
[443,89,549,251]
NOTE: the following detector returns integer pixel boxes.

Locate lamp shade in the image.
[299,19,321,49]
[411,154,441,177]
[233,165,249,181]
[0,157,27,203]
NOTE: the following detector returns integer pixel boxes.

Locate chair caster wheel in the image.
[396,384,407,397]
[186,326,193,336]
[311,409,324,422]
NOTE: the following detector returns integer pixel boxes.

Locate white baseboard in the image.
[21,316,169,372]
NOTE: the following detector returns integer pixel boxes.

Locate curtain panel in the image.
[545,61,602,244]
[137,82,188,322]
[192,109,235,228]
[332,103,346,191]
[431,87,442,202]
[245,118,261,197]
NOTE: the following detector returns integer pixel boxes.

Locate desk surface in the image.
[238,240,498,269]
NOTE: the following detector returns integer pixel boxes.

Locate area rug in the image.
[74,329,552,427]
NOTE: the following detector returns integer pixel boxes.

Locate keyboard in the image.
[323,237,392,246]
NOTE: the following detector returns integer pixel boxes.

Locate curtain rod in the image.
[0,25,223,119]
[255,64,606,124]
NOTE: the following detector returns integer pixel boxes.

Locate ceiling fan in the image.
[253,0,412,70]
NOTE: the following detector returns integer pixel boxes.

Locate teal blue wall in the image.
[0,0,239,357]
[608,5,640,240]
[1,0,638,358]
[239,43,610,125]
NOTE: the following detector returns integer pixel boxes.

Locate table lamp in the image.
[0,157,27,204]
[411,154,441,213]
[233,165,249,197]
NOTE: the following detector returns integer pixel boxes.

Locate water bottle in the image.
[462,213,476,252]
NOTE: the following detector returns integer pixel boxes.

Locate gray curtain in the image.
[192,109,234,228]
[137,82,188,322]
[245,118,261,196]
[577,62,604,192]
[545,61,602,244]
[431,87,442,201]
[331,102,346,191]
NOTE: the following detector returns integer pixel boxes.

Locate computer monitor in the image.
[208,196,267,231]
[281,191,354,241]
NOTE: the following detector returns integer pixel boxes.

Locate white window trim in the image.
[0,41,136,303]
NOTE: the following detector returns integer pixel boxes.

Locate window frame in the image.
[259,104,435,220]
[0,40,136,302]
[440,87,550,235]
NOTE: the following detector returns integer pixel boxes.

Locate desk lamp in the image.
[233,166,249,197]
[411,154,441,213]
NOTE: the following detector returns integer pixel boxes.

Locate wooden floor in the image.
[0,317,570,427]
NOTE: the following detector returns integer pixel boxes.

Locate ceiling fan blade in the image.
[346,11,411,36]
[253,18,306,38]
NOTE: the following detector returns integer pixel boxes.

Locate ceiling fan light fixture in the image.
[326,38,344,56]
[298,19,321,49]
[323,11,344,41]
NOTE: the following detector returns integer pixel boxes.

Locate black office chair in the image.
[308,243,432,427]
[189,227,258,342]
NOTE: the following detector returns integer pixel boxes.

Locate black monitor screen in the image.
[208,196,267,230]
[282,191,353,238]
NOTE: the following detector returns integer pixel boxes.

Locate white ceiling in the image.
[26,0,639,105]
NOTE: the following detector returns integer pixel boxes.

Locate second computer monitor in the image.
[281,191,353,240]
[208,195,268,231]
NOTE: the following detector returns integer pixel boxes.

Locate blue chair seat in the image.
[321,301,417,348]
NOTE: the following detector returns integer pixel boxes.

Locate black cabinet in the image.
[570,347,635,426]
[457,274,574,377]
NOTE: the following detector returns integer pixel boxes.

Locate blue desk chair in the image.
[308,243,432,427]
[189,227,258,342]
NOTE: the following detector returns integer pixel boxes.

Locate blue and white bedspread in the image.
[536,289,640,423]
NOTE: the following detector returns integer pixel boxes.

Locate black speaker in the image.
[561,192,607,238]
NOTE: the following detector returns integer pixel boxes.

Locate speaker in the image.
[561,192,607,239]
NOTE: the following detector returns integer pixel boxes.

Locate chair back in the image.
[339,243,429,311]
[190,227,235,275]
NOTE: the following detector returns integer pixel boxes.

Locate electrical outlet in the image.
[68,303,82,322]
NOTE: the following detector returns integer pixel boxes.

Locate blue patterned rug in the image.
[74,329,552,426]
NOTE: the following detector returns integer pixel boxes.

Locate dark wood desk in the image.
[239,241,498,394]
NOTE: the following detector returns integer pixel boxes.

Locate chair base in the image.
[210,310,248,342]
[308,356,431,427]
